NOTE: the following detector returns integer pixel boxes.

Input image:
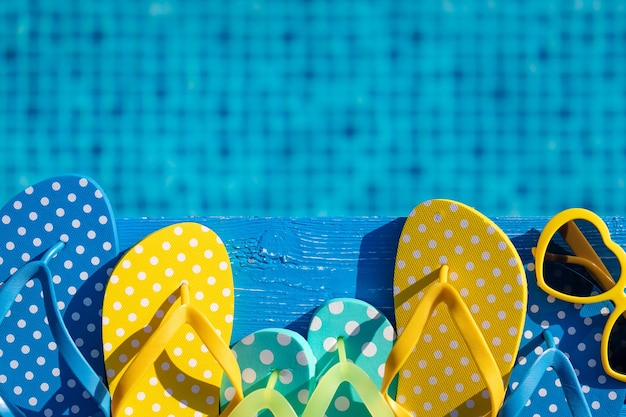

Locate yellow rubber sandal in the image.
[102,222,243,416]
[383,199,527,417]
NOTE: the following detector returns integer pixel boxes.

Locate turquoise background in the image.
[1,1,625,217]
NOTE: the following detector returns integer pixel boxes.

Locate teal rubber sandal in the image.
[0,175,118,416]
[500,330,591,417]
[220,328,316,417]
[304,298,395,417]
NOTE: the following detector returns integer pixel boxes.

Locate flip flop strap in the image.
[0,258,110,417]
[0,393,26,417]
[382,278,504,416]
[227,387,298,417]
[500,348,592,417]
[303,361,394,417]
[112,303,244,416]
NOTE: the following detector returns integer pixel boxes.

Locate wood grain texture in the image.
[115,216,626,342]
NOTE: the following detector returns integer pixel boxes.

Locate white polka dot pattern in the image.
[220,328,316,416]
[505,264,626,416]
[393,199,527,417]
[102,222,234,416]
[0,175,118,415]
[307,298,395,417]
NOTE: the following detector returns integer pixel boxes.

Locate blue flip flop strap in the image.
[0,392,25,417]
[0,261,111,417]
[499,348,592,417]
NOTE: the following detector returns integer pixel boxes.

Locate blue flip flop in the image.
[0,175,118,416]
[505,262,626,417]
[500,330,592,417]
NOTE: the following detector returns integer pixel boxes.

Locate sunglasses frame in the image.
[534,207,626,382]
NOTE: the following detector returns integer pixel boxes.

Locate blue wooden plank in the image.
[114,216,564,342]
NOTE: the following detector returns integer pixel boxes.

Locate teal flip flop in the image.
[305,298,395,417]
[220,328,316,417]
[500,330,592,417]
[0,175,118,416]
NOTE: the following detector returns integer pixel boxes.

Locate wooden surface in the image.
[114,215,626,342]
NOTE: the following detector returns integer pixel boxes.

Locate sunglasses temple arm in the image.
[543,251,616,293]
[561,221,615,283]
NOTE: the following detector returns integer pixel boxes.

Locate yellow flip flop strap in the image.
[111,283,244,416]
[382,266,504,417]
[557,219,615,291]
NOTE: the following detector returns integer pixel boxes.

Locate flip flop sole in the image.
[393,199,527,416]
[0,175,118,415]
[102,222,234,416]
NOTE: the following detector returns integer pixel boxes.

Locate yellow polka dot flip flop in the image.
[102,222,243,417]
[382,199,527,417]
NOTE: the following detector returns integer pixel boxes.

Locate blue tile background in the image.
[1,1,626,217]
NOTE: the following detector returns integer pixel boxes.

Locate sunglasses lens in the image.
[541,219,620,297]
[609,314,626,375]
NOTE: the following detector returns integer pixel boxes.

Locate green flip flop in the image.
[305,298,395,417]
[220,328,316,417]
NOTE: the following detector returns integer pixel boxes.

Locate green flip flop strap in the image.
[227,370,299,417]
[303,362,393,417]
[303,336,394,417]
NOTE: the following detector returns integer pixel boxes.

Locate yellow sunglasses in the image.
[533,207,626,382]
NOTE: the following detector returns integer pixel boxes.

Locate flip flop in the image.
[383,199,527,417]
[0,175,118,416]
[220,328,316,417]
[500,330,592,417]
[102,222,243,416]
[505,263,626,417]
[304,298,395,417]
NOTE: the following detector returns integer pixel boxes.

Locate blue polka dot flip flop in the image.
[102,222,243,417]
[384,199,527,417]
[220,328,316,417]
[500,330,592,417]
[504,263,626,417]
[0,175,119,416]
[304,298,395,417]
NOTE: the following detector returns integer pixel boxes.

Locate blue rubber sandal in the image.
[506,261,626,417]
[0,176,119,416]
[500,330,592,417]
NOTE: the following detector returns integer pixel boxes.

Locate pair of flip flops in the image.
[102,222,395,416]
[219,297,396,417]
[0,177,244,416]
